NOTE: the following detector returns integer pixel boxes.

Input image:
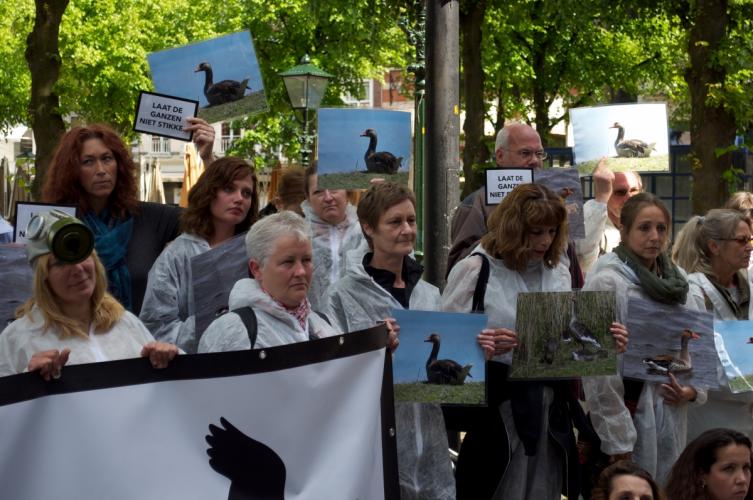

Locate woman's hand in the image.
[610,322,629,353]
[185,117,216,165]
[477,328,517,360]
[141,342,179,369]
[28,348,70,381]
[382,318,400,352]
[661,373,697,406]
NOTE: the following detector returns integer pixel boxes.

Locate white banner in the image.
[0,327,397,499]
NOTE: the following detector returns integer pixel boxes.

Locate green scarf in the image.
[613,243,689,305]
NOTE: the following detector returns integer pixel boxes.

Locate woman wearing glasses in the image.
[672,209,753,441]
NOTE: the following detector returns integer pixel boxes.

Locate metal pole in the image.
[301,107,310,167]
[424,0,460,288]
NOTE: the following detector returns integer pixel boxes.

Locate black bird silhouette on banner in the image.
[206,417,286,500]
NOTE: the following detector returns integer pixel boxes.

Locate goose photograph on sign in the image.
[148,30,268,123]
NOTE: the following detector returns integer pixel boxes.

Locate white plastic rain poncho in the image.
[198,278,338,352]
[582,252,707,486]
[575,200,621,274]
[302,200,364,312]
[0,305,156,377]
[686,271,753,441]
[326,247,440,334]
[442,245,572,500]
[325,247,453,500]
[139,233,211,354]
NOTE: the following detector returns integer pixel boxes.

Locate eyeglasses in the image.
[506,149,548,161]
[718,236,753,245]
[612,188,640,197]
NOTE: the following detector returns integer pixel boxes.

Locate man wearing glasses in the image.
[447,123,583,288]
[576,159,643,273]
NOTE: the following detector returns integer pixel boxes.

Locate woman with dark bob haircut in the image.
[139,157,258,353]
[665,428,753,500]
[442,183,629,500]
[590,460,663,500]
[42,120,216,313]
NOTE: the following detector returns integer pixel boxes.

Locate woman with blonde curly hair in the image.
[443,183,628,500]
[0,213,178,379]
[140,156,258,353]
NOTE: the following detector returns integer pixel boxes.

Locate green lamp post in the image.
[279,55,333,167]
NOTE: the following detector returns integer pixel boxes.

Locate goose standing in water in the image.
[424,333,473,385]
[643,329,700,375]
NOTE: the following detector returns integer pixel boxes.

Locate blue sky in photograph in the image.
[148,31,264,108]
[716,321,753,377]
[570,103,669,163]
[317,108,412,173]
[390,309,487,384]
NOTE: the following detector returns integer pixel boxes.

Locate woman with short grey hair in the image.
[198,211,339,352]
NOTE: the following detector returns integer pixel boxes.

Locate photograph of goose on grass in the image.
[714,320,753,393]
[316,108,411,190]
[511,291,617,380]
[390,309,488,405]
[148,31,268,123]
[570,103,669,176]
[624,297,717,389]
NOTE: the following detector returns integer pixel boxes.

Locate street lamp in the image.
[279,55,333,167]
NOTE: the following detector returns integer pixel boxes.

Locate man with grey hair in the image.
[448,124,546,271]
[576,160,643,273]
[447,124,583,289]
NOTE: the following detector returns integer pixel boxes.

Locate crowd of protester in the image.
[2,120,753,500]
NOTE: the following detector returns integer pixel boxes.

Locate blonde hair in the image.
[672,209,748,275]
[17,251,125,339]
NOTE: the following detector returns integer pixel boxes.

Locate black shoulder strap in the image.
[232,306,258,349]
[471,252,490,313]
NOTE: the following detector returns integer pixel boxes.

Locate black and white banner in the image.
[0,326,398,499]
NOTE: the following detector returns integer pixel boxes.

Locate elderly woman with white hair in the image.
[198,211,340,352]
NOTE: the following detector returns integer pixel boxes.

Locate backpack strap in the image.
[471,252,490,313]
[232,306,258,349]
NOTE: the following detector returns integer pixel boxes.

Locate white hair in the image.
[245,211,310,267]
[495,127,511,153]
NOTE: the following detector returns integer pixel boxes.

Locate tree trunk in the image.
[460,0,487,198]
[26,0,69,200]
[685,0,735,214]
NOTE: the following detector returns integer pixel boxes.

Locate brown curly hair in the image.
[480,183,568,271]
[590,460,663,500]
[665,428,753,500]
[42,124,139,218]
[181,156,258,240]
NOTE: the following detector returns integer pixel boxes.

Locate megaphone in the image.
[26,210,94,265]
